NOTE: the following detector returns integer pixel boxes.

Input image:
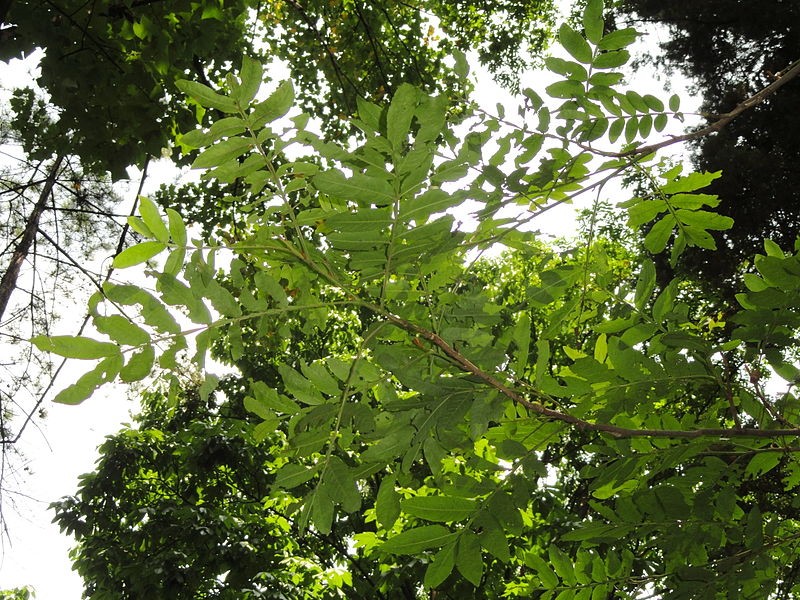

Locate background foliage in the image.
[615,0,800,298]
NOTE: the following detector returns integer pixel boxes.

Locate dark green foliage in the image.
[617,0,800,297]
[2,0,252,178]
[2,0,558,177]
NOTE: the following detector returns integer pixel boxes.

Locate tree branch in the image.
[0,155,64,323]
[618,56,800,158]
[382,311,800,441]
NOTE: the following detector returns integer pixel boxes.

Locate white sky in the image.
[0,18,701,599]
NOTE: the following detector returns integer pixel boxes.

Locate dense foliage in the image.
[33,0,800,598]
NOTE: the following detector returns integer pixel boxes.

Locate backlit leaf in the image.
[176,79,238,112]
[32,335,120,360]
[559,24,593,64]
[113,241,166,268]
[53,354,123,405]
[401,495,477,522]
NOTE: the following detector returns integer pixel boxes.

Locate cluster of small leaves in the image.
[622,165,734,264]
[542,7,682,145]
[42,1,800,597]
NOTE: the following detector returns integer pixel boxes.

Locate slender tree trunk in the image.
[0,155,64,323]
[0,0,12,26]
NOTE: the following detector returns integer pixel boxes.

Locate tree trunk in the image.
[0,0,12,26]
[0,155,64,323]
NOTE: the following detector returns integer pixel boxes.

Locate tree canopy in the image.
[41,1,800,597]
[1,0,557,177]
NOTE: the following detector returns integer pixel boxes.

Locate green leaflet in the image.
[424,542,456,589]
[583,0,605,44]
[644,215,673,253]
[376,475,400,530]
[597,28,638,51]
[400,495,477,522]
[103,283,181,334]
[386,83,420,150]
[119,345,155,383]
[545,57,588,81]
[525,554,559,589]
[244,394,276,422]
[93,315,150,346]
[175,79,238,113]
[166,208,187,246]
[745,452,782,478]
[559,24,593,64]
[113,241,166,268]
[634,259,656,310]
[322,456,361,512]
[274,463,319,489]
[278,365,327,405]
[138,196,170,243]
[249,380,300,414]
[549,546,577,586]
[456,532,484,587]
[476,513,511,563]
[157,273,212,324]
[32,335,120,360]
[593,50,630,69]
[54,354,123,404]
[381,525,457,555]
[237,55,262,105]
[249,80,294,128]
[314,170,395,206]
[191,137,253,169]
